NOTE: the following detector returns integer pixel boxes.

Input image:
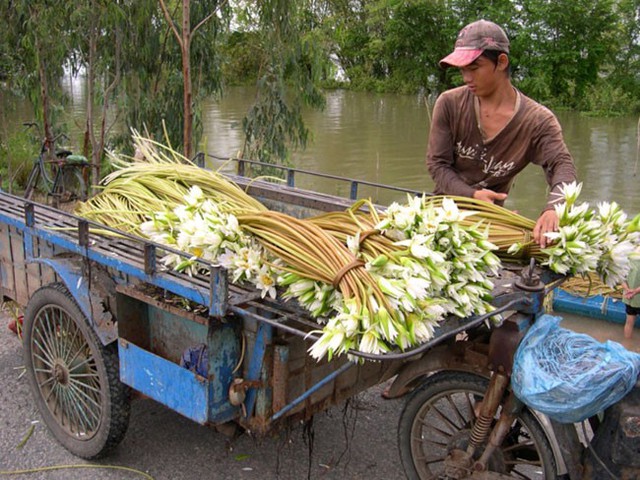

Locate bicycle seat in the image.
[64,154,89,166]
[56,149,73,157]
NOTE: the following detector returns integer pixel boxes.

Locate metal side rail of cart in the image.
[0,175,562,466]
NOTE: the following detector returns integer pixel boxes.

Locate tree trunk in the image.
[36,40,53,155]
[182,0,193,159]
[86,11,97,185]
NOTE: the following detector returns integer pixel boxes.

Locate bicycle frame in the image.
[23,128,87,205]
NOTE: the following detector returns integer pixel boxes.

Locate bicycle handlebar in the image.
[23,122,70,153]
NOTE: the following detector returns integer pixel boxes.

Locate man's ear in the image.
[497,53,510,72]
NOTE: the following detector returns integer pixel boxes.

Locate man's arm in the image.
[531,113,578,211]
[531,111,577,247]
[426,95,478,198]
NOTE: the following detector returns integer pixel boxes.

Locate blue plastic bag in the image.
[180,344,208,377]
[511,314,640,424]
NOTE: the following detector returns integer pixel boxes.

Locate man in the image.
[427,20,577,248]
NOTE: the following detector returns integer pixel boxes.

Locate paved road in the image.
[1,305,637,480]
[0,306,404,480]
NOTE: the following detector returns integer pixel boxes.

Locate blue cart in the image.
[0,163,556,475]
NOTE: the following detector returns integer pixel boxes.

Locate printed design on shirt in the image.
[455,141,515,178]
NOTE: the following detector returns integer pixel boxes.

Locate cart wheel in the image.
[398,371,556,479]
[23,283,130,459]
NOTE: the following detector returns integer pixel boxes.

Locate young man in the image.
[427,20,577,248]
[622,256,640,339]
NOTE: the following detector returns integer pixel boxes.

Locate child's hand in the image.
[624,287,640,299]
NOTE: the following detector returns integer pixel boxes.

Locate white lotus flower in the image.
[559,181,582,205]
[256,265,277,299]
[359,329,385,354]
[413,318,435,342]
[184,185,204,207]
[405,277,430,300]
[395,234,434,259]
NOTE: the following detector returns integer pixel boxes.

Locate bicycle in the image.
[23,123,89,207]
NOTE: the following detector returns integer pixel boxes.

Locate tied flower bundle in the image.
[255,194,502,361]
[508,182,640,287]
[140,185,281,299]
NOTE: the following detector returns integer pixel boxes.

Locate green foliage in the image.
[578,80,640,116]
[220,31,262,84]
[0,128,38,193]
[515,0,618,107]
[241,0,328,165]
[2,1,75,135]
[116,0,227,153]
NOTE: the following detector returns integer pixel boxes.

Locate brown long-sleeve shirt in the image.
[426,86,577,211]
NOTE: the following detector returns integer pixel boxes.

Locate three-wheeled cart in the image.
[0,163,561,478]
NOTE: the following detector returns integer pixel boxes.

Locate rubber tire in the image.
[23,283,130,459]
[398,371,557,480]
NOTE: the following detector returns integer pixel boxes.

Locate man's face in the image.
[458,55,502,97]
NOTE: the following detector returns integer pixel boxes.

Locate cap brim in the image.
[439,48,483,68]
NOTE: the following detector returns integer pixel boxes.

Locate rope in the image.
[357,229,379,245]
[521,230,532,257]
[0,464,155,479]
[332,259,365,288]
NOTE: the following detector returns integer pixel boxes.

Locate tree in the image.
[239,0,328,165]
[159,0,227,159]
[4,1,74,151]
[518,0,618,107]
[71,0,126,186]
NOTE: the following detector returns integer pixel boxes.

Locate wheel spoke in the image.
[66,383,101,432]
[50,382,62,418]
[444,392,468,428]
[62,322,84,364]
[58,312,75,363]
[63,386,91,434]
[67,382,101,427]
[35,372,56,388]
[425,421,459,442]
[424,397,462,433]
[32,349,55,370]
[67,378,103,412]
[412,449,447,464]
[69,374,102,395]
[68,356,94,374]
[42,308,62,360]
[33,327,58,366]
[412,434,448,447]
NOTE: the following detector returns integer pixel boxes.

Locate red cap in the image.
[440,20,510,68]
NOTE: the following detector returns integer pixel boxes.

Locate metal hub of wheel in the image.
[53,361,69,385]
[31,305,103,439]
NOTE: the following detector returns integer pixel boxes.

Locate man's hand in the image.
[472,189,508,204]
[533,209,559,248]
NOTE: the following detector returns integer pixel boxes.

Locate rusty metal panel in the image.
[26,236,44,298]
[35,239,57,286]
[119,339,210,424]
[0,222,16,300]
[148,305,209,364]
[9,226,28,306]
